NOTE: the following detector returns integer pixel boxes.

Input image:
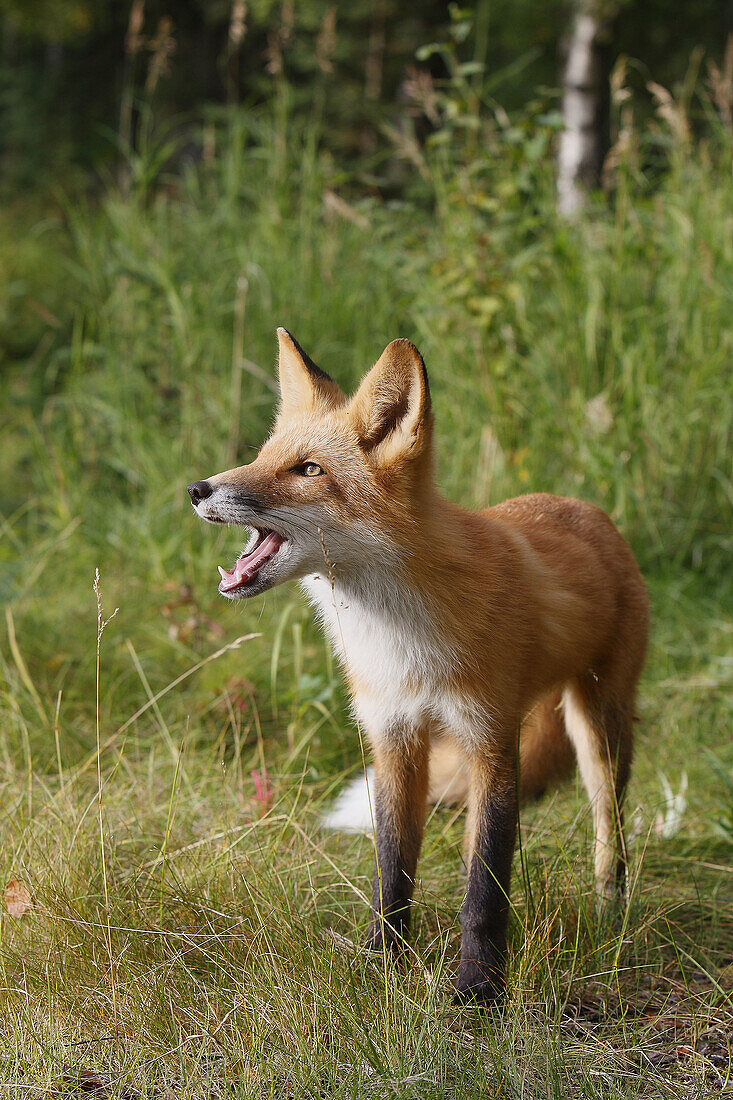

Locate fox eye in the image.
[293,461,325,477]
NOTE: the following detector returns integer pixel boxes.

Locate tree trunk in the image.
[557,5,611,217]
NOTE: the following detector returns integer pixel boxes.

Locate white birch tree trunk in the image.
[557,5,610,216]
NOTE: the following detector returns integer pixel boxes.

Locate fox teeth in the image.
[218,566,227,580]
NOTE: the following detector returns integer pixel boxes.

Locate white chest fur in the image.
[301,574,485,743]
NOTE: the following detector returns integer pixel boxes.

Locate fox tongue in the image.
[218,532,284,591]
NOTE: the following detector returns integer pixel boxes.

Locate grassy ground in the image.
[0,111,731,1096]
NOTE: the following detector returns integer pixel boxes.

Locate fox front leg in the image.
[456,750,518,1005]
[365,731,429,954]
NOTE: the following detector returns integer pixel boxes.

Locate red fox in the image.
[188,329,649,1003]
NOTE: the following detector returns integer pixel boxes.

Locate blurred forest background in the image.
[0,2,732,1097]
[1,1,731,196]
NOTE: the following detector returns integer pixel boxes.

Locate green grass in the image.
[0,109,731,1096]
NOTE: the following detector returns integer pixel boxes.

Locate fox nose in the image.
[187,480,213,505]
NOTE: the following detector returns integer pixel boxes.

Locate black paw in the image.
[454,965,506,1008]
[364,920,404,957]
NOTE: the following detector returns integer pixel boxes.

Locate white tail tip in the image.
[321,768,375,833]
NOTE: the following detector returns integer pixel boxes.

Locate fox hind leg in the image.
[562,675,634,899]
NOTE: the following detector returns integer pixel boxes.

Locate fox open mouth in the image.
[217,529,286,594]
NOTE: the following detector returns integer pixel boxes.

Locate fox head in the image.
[188,328,433,599]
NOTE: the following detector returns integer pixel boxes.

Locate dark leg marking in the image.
[365,735,429,955]
[456,778,517,1005]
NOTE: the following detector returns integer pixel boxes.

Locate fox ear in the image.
[349,339,431,456]
[276,328,345,420]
